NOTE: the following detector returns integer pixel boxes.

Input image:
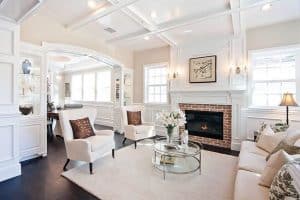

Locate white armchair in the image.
[121,105,155,148]
[59,108,115,174]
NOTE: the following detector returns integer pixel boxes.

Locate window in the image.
[144,63,168,103]
[70,68,112,102]
[251,49,298,106]
[71,74,82,101]
[83,73,95,101]
[97,70,111,102]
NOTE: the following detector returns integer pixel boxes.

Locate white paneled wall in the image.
[0,19,21,181]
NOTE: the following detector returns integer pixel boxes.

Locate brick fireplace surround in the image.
[179,103,232,149]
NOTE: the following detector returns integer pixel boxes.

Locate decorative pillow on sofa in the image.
[256,132,287,153]
[69,117,95,139]
[266,140,300,161]
[127,111,142,125]
[295,139,300,147]
[269,159,300,200]
[285,130,300,145]
[259,150,293,187]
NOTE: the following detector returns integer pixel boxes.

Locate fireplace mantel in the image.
[170,90,246,150]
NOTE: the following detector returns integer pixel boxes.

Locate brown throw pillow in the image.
[127,111,142,125]
[69,117,95,139]
[266,140,300,161]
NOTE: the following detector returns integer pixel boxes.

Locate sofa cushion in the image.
[234,170,269,200]
[240,141,269,157]
[85,135,114,152]
[266,140,300,161]
[256,132,287,153]
[294,139,300,147]
[259,150,293,187]
[238,151,266,174]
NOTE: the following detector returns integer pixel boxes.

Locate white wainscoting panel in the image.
[0,28,14,55]
[243,108,300,140]
[0,19,21,182]
[0,62,13,104]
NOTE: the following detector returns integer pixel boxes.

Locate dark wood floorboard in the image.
[0,125,238,200]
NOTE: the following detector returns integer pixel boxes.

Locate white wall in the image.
[247,20,300,51]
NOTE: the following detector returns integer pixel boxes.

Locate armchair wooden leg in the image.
[122,138,126,145]
[112,149,115,158]
[134,141,137,149]
[89,163,93,174]
[63,159,70,171]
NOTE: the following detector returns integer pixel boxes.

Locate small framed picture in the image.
[189,55,217,83]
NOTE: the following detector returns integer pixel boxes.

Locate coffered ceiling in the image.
[0,0,299,51]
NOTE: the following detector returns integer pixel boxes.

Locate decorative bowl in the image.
[19,105,33,115]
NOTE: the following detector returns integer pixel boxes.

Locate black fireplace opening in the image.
[185,110,224,140]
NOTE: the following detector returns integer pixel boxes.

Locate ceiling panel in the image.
[38,0,109,25]
[115,35,167,51]
[128,0,230,25]
[166,15,233,45]
[84,10,147,40]
[0,0,39,21]
[241,0,300,29]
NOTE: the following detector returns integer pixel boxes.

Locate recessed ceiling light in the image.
[262,3,272,11]
[151,11,157,19]
[88,0,97,9]
[184,30,192,33]
[144,36,150,40]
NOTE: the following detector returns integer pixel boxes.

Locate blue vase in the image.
[22,59,31,74]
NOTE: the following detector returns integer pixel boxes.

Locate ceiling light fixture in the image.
[184,30,192,33]
[88,0,97,9]
[144,36,150,40]
[151,11,157,19]
[262,3,272,11]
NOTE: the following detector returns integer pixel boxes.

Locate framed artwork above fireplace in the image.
[189,55,217,83]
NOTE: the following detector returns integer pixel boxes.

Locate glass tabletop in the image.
[153,139,201,157]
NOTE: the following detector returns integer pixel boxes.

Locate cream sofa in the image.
[234,141,271,200]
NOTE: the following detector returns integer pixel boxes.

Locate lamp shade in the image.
[279,93,298,106]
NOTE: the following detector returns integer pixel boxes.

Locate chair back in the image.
[121,105,145,126]
[59,108,97,141]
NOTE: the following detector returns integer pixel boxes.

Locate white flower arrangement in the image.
[156,110,186,129]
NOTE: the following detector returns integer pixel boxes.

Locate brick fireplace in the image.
[179,103,232,149]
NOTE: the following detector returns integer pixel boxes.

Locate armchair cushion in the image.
[69,117,95,139]
[127,111,142,125]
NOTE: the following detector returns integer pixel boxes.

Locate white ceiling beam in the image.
[229,0,241,37]
[107,0,280,43]
[106,0,177,46]
[66,0,141,31]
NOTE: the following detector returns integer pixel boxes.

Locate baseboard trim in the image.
[0,162,21,182]
[231,141,241,151]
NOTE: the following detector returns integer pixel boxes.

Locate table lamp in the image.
[279,93,298,125]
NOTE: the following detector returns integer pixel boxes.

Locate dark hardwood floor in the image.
[0,125,238,200]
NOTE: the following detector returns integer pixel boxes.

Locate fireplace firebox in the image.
[185,110,224,140]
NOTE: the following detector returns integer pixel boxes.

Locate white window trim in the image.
[143,62,169,105]
[248,44,300,109]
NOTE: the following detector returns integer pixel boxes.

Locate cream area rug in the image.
[62,143,238,200]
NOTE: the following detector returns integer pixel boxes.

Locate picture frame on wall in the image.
[189,55,217,83]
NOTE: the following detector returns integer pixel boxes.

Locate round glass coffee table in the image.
[152,139,202,180]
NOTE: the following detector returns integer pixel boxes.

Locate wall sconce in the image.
[172,72,179,79]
